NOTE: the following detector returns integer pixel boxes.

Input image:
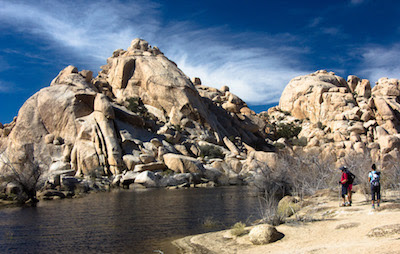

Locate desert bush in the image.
[275,122,301,140]
[252,160,291,225]
[276,151,337,198]
[267,122,302,143]
[230,222,247,236]
[126,97,142,112]
[126,97,158,122]
[381,161,400,190]
[0,144,47,204]
[199,145,224,159]
[252,149,339,225]
[202,216,220,229]
[277,198,301,218]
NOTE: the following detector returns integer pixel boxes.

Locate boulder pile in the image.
[271,70,400,165]
[0,39,273,195]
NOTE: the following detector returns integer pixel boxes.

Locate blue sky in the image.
[1,0,400,123]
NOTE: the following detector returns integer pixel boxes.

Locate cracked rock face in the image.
[1,67,124,176]
[0,39,268,179]
[101,38,208,127]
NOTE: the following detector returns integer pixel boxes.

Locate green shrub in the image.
[126,97,141,112]
[199,145,224,159]
[275,122,301,140]
[230,222,247,236]
[277,200,301,218]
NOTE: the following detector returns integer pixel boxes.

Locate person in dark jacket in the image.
[368,163,381,209]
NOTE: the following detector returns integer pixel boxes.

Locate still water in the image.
[0,186,261,254]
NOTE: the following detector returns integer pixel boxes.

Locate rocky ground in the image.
[173,190,400,254]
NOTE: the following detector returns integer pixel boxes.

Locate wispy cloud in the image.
[308,17,323,28]
[321,27,342,36]
[165,29,306,104]
[0,80,20,93]
[0,0,160,62]
[0,0,308,104]
[355,44,400,82]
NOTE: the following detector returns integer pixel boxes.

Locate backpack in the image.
[371,171,380,187]
[346,170,356,185]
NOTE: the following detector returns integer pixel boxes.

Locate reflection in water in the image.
[0,186,260,253]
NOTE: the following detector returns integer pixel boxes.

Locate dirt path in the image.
[173,190,400,254]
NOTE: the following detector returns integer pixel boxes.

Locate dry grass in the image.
[335,222,360,230]
[230,222,247,236]
[367,224,400,237]
[202,217,220,229]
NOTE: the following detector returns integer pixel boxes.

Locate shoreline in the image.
[172,190,400,254]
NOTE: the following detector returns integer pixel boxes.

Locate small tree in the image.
[0,144,45,205]
[383,161,400,190]
[252,160,291,225]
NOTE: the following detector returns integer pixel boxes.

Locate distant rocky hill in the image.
[269,70,400,166]
[0,39,399,197]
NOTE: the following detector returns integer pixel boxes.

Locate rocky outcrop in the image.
[274,70,400,164]
[0,38,269,192]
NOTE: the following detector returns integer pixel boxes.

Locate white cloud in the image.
[0,0,308,104]
[356,44,400,83]
[167,34,306,104]
[0,0,160,61]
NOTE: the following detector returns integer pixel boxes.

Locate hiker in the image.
[368,164,381,209]
[339,166,353,206]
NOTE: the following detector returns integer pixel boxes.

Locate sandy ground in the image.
[173,190,400,254]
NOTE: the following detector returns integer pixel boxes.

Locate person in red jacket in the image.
[339,166,352,206]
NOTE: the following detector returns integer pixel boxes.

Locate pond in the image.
[0,186,262,254]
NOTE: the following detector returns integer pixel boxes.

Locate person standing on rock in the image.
[368,164,381,209]
[339,166,351,206]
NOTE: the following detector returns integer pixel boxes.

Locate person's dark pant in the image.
[371,185,381,201]
[341,184,349,198]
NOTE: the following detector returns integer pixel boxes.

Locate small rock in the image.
[139,154,156,164]
[192,77,201,85]
[221,85,229,92]
[134,171,158,187]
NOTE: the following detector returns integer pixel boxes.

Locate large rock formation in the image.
[274,70,400,164]
[2,39,400,195]
[0,39,269,191]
